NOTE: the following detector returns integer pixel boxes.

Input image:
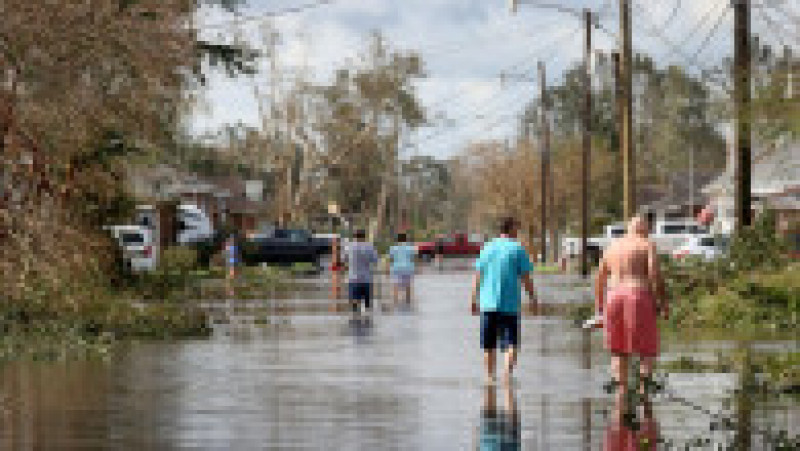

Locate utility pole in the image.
[620,0,635,219]
[612,52,623,215]
[581,9,592,277]
[733,0,752,231]
[538,61,549,264]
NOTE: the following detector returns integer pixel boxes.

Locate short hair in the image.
[499,216,517,235]
[353,228,366,239]
[396,232,407,242]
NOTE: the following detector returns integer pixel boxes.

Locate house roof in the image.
[703,138,800,196]
[638,170,718,210]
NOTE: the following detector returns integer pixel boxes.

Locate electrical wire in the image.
[203,0,338,30]
[758,6,800,43]
[689,8,730,62]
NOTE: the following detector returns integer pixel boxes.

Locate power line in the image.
[758,6,800,43]
[203,0,337,30]
[689,8,730,62]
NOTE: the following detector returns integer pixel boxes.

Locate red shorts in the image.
[604,287,659,356]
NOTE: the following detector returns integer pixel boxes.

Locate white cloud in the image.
[190,0,797,156]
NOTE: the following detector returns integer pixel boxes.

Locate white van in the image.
[651,219,709,253]
[176,204,214,244]
[105,225,157,272]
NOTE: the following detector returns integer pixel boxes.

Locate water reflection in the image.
[603,394,659,451]
[346,314,374,340]
[478,384,520,450]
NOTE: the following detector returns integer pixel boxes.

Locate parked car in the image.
[416,233,483,260]
[242,228,329,269]
[651,219,709,254]
[105,225,157,272]
[672,234,729,261]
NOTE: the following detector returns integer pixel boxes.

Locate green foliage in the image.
[129,246,200,301]
[664,213,798,334]
[728,210,790,271]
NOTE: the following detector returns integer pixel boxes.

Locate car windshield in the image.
[662,224,687,234]
[121,232,145,245]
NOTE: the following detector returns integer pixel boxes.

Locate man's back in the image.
[475,237,532,313]
[603,236,654,286]
[346,241,378,283]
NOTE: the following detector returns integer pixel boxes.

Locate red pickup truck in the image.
[416,233,484,260]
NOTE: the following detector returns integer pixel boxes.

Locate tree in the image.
[0,0,256,308]
[311,33,426,235]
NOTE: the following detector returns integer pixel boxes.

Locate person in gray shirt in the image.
[344,228,379,313]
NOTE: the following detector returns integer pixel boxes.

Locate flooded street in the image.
[1,264,797,449]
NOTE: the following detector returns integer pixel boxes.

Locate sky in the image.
[190,0,797,158]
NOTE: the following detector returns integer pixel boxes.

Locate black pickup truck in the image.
[241,229,331,269]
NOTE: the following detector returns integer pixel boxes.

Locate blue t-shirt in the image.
[474,237,533,313]
[389,244,416,275]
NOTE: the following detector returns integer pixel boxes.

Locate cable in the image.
[689,8,730,63]
[758,6,800,43]
[203,0,337,30]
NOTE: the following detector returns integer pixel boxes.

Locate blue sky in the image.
[191,0,796,157]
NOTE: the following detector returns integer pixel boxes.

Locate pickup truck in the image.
[416,233,484,260]
[241,228,330,269]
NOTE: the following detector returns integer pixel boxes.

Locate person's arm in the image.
[595,257,608,316]
[521,272,538,313]
[517,249,537,313]
[470,271,481,315]
[648,242,668,319]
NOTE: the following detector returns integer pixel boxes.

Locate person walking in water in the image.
[470,216,538,385]
[330,236,345,301]
[344,228,379,314]
[389,232,417,307]
[595,215,667,398]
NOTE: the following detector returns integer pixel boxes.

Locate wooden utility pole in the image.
[733,0,752,231]
[620,0,635,219]
[612,52,623,214]
[581,9,593,277]
[538,61,549,264]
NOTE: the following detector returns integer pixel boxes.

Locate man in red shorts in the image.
[595,215,668,398]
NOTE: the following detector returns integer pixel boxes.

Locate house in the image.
[638,170,719,225]
[702,136,799,234]
[127,164,272,237]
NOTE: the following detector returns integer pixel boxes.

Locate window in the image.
[610,228,625,237]
[699,237,715,247]
[662,225,687,234]
[121,232,145,245]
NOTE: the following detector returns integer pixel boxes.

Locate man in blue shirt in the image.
[389,232,417,306]
[470,216,538,385]
[344,228,379,314]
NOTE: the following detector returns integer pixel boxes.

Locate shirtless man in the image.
[595,215,667,397]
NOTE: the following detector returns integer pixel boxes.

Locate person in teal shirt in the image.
[470,216,538,385]
[389,232,417,306]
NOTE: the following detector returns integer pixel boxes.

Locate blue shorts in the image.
[392,271,413,288]
[348,282,372,309]
[480,312,520,350]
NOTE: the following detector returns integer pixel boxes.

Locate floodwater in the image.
[0,262,797,449]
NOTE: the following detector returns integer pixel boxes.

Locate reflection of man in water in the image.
[603,392,659,451]
[478,385,520,451]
